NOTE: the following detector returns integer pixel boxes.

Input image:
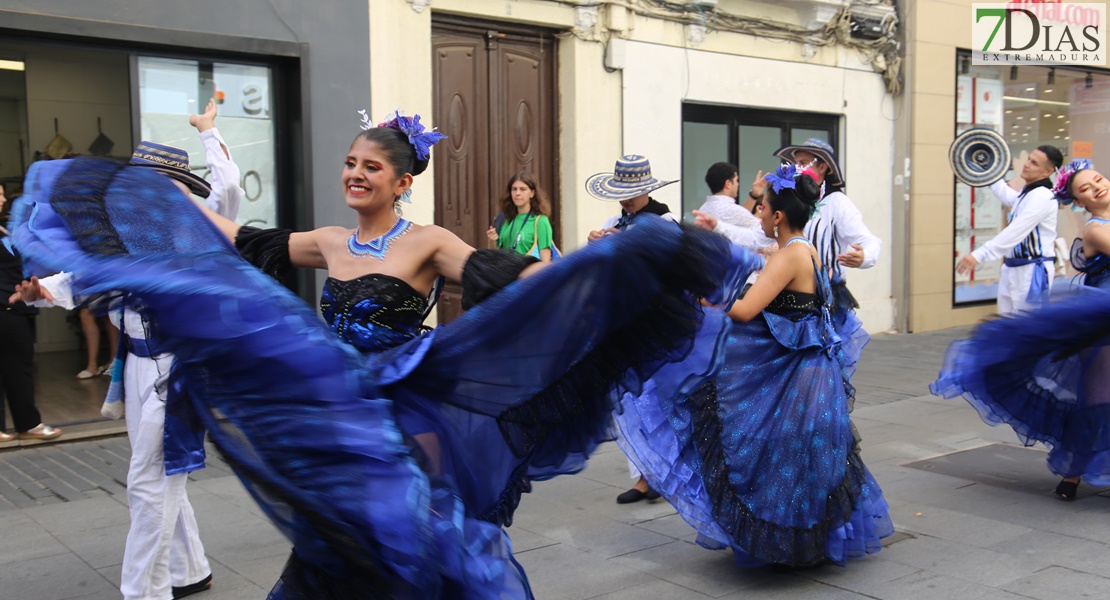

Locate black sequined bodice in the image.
[766,290,822,316]
[320,274,429,354]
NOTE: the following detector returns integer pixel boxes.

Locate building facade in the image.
[904,0,1110,331]
[3,0,900,340]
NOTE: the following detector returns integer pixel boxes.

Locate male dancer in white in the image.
[769,139,881,293]
[15,99,242,600]
[956,145,1062,315]
[692,162,775,251]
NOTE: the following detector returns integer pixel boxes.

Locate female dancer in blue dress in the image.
[9,111,758,598]
[933,159,1110,501]
[616,164,893,568]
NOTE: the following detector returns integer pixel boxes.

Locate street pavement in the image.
[2,326,1110,599]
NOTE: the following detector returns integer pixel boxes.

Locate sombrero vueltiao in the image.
[948,128,1012,187]
[585,155,678,201]
[129,141,212,198]
[773,138,844,187]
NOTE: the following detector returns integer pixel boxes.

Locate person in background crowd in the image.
[487,171,556,261]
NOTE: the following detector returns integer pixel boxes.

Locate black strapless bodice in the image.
[766,289,821,315]
[320,274,429,354]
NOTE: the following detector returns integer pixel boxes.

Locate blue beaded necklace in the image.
[347,218,412,261]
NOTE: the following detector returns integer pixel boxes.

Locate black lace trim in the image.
[478,457,534,526]
[235,226,293,280]
[460,249,539,309]
[830,279,860,312]
[766,291,821,315]
[50,158,128,257]
[688,379,866,567]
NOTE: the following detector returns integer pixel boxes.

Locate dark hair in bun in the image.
[766,173,821,230]
[351,127,429,177]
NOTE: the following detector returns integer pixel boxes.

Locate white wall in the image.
[622,41,895,332]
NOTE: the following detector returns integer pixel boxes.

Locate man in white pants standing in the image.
[956,145,1061,315]
[16,99,242,600]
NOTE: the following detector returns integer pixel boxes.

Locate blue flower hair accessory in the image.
[764,163,800,194]
[764,163,824,217]
[1053,158,1093,205]
[359,109,447,161]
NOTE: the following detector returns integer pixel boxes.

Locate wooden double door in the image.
[431,18,558,322]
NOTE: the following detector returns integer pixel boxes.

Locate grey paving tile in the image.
[215,553,285,590]
[518,543,654,600]
[0,552,117,599]
[862,569,1037,600]
[631,512,699,543]
[719,576,877,600]
[23,495,130,534]
[1001,565,1110,600]
[57,523,127,570]
[887,503,1034,549]
[586,579,713,599]
[986,530,1110,580]
[507,525,561,553]
[879,533,1050,587]
[0,511,70,566]
[539,516,675,558]
[608,540,771,598]
[793,556,921,591]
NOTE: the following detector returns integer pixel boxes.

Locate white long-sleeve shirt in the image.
[804,191,882,276]
[198,128,244,219]
[696,195,775,252]
[971,180,1057,263]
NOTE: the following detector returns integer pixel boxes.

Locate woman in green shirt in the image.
[487,171,555,261]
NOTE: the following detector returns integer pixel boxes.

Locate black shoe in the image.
[617,488,648,504]
[645,489,661,501]
[1055,479,1080,501]
[172,574,213,599]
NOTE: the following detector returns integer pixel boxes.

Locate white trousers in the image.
[997,262,1054,316]
[121,354,210,600]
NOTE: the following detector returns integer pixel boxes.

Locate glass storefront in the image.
[137,56,277,228]
[681,105,839,220]
[953,51,1110,304]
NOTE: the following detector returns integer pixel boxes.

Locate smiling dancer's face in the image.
[1071,169,1110,211]
[343,138,411,211]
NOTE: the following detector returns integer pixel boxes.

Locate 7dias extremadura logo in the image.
[973,1,1106,65]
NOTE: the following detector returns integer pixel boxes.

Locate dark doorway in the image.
[431,17,558,322]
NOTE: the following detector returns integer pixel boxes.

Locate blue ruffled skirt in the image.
[932,288,1110,485]
[616,305,893,568]
[12,158,759,598]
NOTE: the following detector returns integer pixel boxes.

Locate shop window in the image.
[682,104,840,220]
[137,56,276,227]
[953,51,1110,305]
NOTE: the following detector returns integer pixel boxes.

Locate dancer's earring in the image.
[773,225,779,238]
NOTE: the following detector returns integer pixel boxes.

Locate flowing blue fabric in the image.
[12,158,760,599]
[616,263,893,568]
[934,242,1110,486]
[828,273,870,381]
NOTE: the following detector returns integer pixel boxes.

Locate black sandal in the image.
[1054,479,1080,501]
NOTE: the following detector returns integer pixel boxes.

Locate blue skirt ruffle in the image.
[617,306,892,567]
[12,158,759,598]
[932,288,1110,485]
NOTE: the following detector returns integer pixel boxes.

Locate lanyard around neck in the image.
[502,212,532,249]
